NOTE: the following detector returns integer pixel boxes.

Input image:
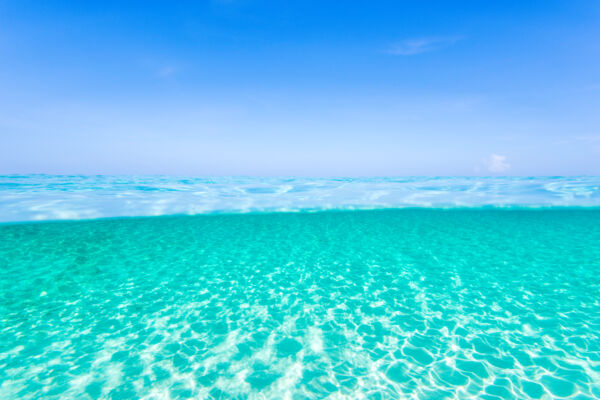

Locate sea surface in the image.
[1,176,600,399]
[1,175,599,222]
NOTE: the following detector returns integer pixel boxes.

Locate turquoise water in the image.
[2,175,600,222]
[2,209,600,399]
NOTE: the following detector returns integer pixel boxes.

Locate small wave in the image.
[1,175,599,222]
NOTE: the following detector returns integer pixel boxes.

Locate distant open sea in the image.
[1,176,600,399]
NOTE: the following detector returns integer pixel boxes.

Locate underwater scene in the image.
[1,197,600,398]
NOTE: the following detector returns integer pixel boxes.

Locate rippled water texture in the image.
[1,209,600,399]
[1,175,600,222]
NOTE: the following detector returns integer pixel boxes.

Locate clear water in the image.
[2,209,600,399]
[2,175,600,222]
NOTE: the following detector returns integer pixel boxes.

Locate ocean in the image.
[1,176,600,399]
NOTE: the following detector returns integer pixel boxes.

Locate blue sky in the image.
[1,0,599,175]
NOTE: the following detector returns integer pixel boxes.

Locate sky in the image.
[1,0,599,176]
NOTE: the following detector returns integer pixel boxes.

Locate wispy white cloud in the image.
[156,66,177,78]
[575,135,600,154]
[485,154,510,173]
[584,84,600,92]
[387,36,464,56]
[574,135,600,143]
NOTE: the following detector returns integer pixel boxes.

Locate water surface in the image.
[1,175,599,222]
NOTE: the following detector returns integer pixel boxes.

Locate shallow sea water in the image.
[2,175,600,222]
[1,209,600,399]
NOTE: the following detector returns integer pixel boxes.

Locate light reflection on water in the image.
[1,175,599,222]
[1,209,600,399]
